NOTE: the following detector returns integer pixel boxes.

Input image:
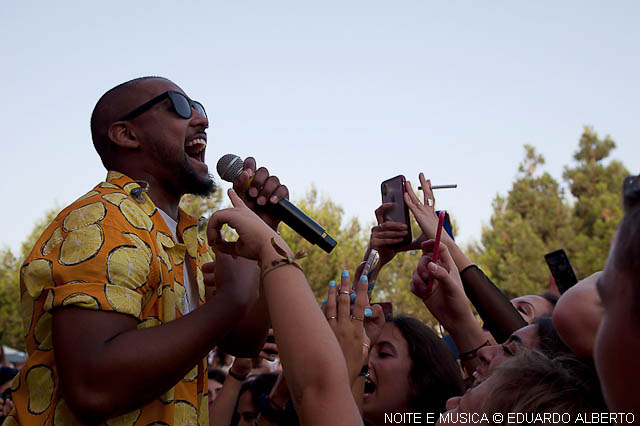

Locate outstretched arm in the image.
[405,174,526,342]
[208,189,363,426]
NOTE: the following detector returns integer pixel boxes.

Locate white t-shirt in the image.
[158,208,199,314]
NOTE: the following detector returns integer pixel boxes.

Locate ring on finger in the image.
[363,343,370,349]
[351,315,364,321]
[327,315,337,320]
[339,290,350,296]
[426,198,434,207]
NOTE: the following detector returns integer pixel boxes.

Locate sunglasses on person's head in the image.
[119,90,207,121]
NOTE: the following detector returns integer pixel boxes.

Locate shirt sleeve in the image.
[21,198,159,321]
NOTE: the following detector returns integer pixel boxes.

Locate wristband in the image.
[459,340,490,362]
[261,237,306,282]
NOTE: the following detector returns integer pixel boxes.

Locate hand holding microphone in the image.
[217,154,337,253]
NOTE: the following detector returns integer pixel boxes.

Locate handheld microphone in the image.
[216,154,337,253]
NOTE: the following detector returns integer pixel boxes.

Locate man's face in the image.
[207,378,223,406]
[594,236,640,414]
[473,324,539,382]
[126,79,214,197]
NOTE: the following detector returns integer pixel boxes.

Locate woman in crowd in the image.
[322,272,464,425]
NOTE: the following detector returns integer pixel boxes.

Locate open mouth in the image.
[364,375,376,396]
[185,138,207,163]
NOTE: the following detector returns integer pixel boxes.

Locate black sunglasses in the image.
[119,90,207,121]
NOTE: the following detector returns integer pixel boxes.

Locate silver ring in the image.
[327,316,337,320]
[427,198,434,207]
[363,343,370,349]
[351,315,364,322]
[339,290,350,296]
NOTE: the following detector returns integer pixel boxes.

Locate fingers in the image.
[352,275,369,321]
[370,224,408,247]
[418,173,435,208]
[404,181,421,206]
[436,241,457,273]
[337,271,352,325]
[374,203,393,225]
[227,188,247,208]
[202,261,216,287]
[250,166,270,198]
[325,280,338,325]
[201,261,215,274]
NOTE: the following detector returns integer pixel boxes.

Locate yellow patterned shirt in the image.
[4,171,213,426]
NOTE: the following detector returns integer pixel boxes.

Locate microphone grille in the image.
[216,154,244,182]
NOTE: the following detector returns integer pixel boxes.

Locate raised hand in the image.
[232,157,289,230]
[207,189,279,261]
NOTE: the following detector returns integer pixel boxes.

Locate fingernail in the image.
[249,187,258,197]
[321,300,326,305]
[257,196,266,205]
[360,275,367,283]
[364,308,373,317]
[368,281,376,292]
[329,281,336,287]
[428,262,438,272]
[350,293,356,302]
[270,195,278,203]
[341,270,349,278]
[350,305,354,313]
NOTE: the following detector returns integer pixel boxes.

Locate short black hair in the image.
[534,316,572,358]
[207,367,226,384]
[538,291,559,308]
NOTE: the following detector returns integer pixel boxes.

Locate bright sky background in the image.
[2,1,639,255]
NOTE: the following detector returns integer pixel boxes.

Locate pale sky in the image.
[1,1,639,254]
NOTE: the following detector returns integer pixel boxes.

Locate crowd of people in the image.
[1,76,638,425]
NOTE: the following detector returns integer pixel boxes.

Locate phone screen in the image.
[380,175,412,247]
[544,249,578,294]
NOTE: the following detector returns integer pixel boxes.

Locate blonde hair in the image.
[481,349,605,424]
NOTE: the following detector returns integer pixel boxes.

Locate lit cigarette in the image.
[418,184,457,190]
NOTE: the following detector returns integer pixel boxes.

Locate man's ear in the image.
[108,121,141,149]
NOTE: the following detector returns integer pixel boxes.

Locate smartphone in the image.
[380,175,412,247]
[544,249,578,294]
[354,249,381,292]
[372,302,393,321]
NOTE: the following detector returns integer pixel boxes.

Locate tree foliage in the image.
[563,127,629,277]
[469,128,629,299]
[0,127,631,349]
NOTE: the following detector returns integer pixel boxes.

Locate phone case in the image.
[544,249,578,294]
[380,175,412,247]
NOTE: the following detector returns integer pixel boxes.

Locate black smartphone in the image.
[544,249,578,294]
[372,302,393,321]
[380,175,412,247]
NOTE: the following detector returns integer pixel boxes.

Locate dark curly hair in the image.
[387,316,465,418]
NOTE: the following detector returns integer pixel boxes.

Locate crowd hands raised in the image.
[200,169,640,426]
[5,78,638,426]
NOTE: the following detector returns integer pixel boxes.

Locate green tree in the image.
[0,207,59,351]
[278,187,366,301]
[468,145,572,298]
[563,127,629,277]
